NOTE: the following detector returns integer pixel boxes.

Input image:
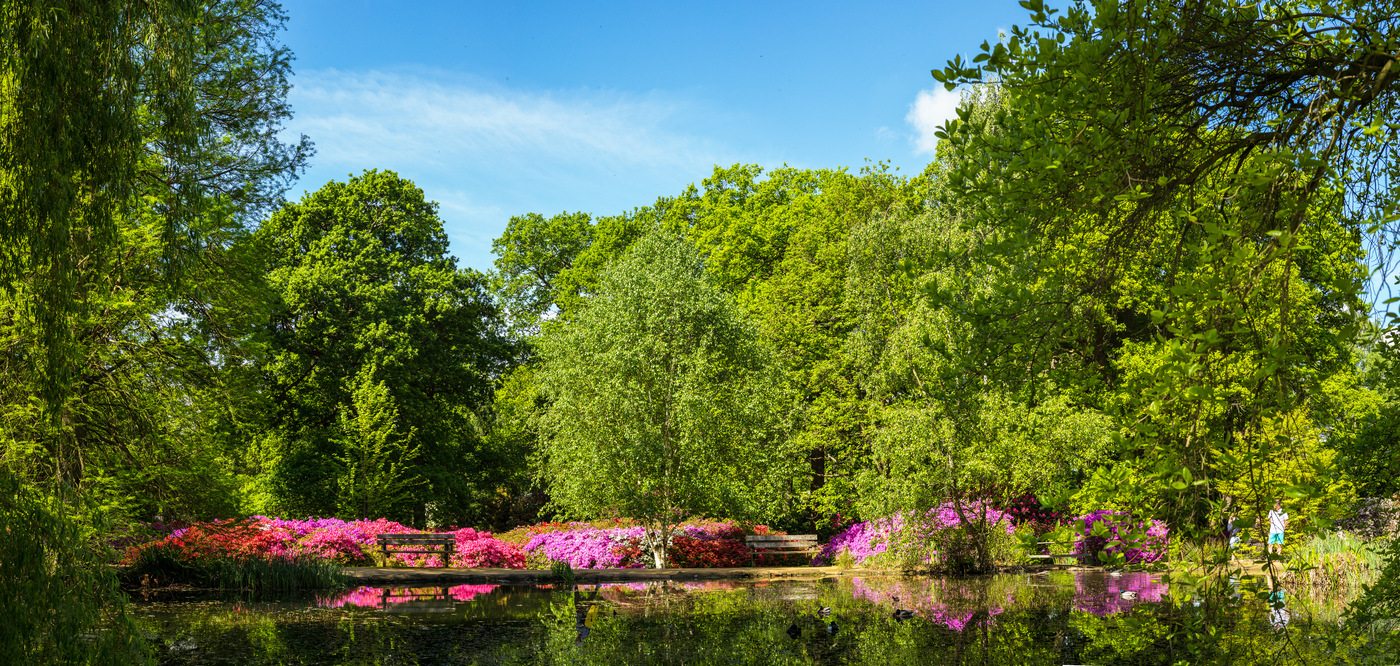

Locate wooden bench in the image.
[376,533,456,567]
[1026,540,1080,562]
[745,534,820,562]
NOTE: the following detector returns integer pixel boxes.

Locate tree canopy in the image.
[535,229,792,567]
[254,169,513,524]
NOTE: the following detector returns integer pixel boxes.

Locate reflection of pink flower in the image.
[318,584,500,609]
[849,577,1012,632]
[1072,573,1169,616]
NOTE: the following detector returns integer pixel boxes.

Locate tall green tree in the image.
[0,0,305,659]
[929,0,1395,519]
[257,170,512,525]
[0,0,309,414]
[332,366,423,520]
[536,230,792,567]
[489,211,593,338]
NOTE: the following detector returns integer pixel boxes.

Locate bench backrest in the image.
[745,535,819,552]
[377,533,455,545]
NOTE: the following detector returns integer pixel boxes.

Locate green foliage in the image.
[0,0,310,414]
[0,474,151,664]
[490,211,593,337]
[332,367,424,520]
[549,559,575,584]
[1348,536,1400,641]
[123,545,347,594]
[925,0,1400,657]
[0,0,307,522]
[494,164,921,532]
[256,169,514,524]
[1342,334,1400,495]
[535,229,793,567]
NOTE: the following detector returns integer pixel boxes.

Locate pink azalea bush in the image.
[1072,510,1169,564]
[813,502,1015,566]
[524,526,649,569]
[126,516,527,569]
[514,520,763,569]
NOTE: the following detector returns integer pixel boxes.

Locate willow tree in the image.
[536,230,792,568]
[1,1,306,659]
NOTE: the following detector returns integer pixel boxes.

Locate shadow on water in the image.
[128,571,1387,665]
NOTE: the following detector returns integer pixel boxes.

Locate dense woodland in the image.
[4,0,1400,661]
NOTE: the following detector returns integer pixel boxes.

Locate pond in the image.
[129,571,1384,665]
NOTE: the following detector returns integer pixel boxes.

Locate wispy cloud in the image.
[292,69,725,174]
[284,69,741,271]
[905,87,962,155]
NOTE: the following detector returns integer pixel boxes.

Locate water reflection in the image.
[132,572,1377,665]
[1072,571,1169,615]
[318,583,499,610]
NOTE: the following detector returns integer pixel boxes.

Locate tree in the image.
[0,2,307,658]
[535,229,793,567]
[489,211,593,337]
[927,0,1397,525]
[0,0,310,414]
[257,170,512,524]
[333,366,423,520]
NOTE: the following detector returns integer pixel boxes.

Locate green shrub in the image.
[550,559,575,584]
[0,476,151,665]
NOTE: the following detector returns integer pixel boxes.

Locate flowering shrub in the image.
[523,526,648,569]
[296,529,367,564]
[813,502,1015,567]
[669,523,749,568]
[133,519,296,561]
[814,519,895,566]
[123,517,527,570]
[1072,510,1169,564]
[451,528,526,568]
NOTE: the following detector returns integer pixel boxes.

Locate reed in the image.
[1284,532,1385,593]
[125,544,347,593]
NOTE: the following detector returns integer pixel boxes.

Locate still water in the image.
[130,572,1382,665]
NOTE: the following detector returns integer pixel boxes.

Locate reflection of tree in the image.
[144,574,1378,665]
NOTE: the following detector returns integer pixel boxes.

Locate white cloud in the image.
[905,87,962,156]
[282,68,745,272]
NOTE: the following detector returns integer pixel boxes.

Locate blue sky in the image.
[278,1,1030,273]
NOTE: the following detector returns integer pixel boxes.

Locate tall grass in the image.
[1284,532,1385,593]
[125,544,348,594]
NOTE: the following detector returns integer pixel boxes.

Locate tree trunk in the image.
[648,524,670,568]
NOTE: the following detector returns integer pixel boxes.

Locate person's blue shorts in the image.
[1269,533,1284,545]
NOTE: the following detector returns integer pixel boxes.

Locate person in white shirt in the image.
[1267,499,1289,556]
